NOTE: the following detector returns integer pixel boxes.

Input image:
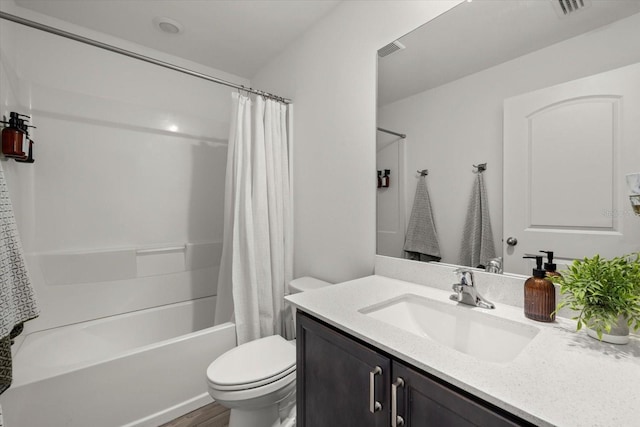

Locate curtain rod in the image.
[0,11,292,104]
[377,127,406,139]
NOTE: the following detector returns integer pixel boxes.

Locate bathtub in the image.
[0,296,236,427]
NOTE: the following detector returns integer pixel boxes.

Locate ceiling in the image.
[12,0,342,79]
[378,0,640,106]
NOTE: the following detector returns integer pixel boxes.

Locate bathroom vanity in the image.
[286,269,640,427]
[296,311,532,426]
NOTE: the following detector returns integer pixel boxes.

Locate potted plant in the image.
[550,253,640,344]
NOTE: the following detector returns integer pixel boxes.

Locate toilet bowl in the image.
[206,276,332,427]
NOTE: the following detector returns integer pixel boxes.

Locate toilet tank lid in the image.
[289,276,332,293]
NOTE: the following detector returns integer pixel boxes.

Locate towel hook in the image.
[417,169,429,176]
[473,163,487,173]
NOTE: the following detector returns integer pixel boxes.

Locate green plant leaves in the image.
[550,252,640,339]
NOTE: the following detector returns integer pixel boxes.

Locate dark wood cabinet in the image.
[297,311,533,427]
[296,310,391,427]
[392,362,522,426]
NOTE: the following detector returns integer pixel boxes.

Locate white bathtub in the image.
[0,296,236,427]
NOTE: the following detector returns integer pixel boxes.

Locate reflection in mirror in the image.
[376,0,640,275]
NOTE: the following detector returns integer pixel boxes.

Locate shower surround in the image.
[0,11,246,425]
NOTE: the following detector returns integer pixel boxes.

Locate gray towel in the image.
[403,175,441,262]
[0,160,38,406]
[459,173,496,268]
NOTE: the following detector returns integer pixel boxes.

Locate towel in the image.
[0,160,38,410]
[403,175,441,262]
[459,173,496,268]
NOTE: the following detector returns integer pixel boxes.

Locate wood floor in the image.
[160,402,230,427]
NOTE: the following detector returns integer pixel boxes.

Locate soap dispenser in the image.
[540,250,561,278]
[523,255,556,322]
[1,112,27,158]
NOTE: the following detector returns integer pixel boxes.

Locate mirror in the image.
[376,0,640,275]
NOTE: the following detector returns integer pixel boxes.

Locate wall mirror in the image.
[376,0,640,275]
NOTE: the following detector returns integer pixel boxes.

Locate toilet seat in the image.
[207,335,296,391]
[208,369,296,407]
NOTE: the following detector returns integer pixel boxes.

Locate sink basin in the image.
[360,294,539,363]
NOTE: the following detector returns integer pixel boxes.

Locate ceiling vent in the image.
[378,40,406,58]
[551,0,592,17]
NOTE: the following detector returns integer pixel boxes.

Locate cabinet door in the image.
[393,362,528,427]
[297,312,391,427]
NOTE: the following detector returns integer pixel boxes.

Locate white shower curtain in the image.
[215,93,293,345]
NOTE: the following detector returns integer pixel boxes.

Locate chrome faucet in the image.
[450,268,495,309]
[485,257,503,274]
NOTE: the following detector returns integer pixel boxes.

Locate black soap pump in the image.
[540,250,561,278]
[523,255,556,322]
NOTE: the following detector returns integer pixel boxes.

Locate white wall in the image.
[376,137,405,258]
[0,7,24,222]
[378,12,640,266]
[252,1,462,283]
[0,4,249,332]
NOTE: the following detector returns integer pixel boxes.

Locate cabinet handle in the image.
[369,366,383,413]
[391,377,405,427]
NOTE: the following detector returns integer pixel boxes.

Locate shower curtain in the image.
[215,93,293,345]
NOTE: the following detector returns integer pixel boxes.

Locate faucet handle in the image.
[454,268,475,287]
[486,257,503,274]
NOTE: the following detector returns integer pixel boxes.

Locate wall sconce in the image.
[627,173,640,216]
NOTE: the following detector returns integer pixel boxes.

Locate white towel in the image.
[459,173,496,268]
[0,160,38,406]
[403,175,441,262]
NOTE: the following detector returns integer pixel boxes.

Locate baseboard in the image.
[121,393,214,427]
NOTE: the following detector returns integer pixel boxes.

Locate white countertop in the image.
[286,275,640,427]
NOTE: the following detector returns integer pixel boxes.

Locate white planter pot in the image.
[587,315,630,345]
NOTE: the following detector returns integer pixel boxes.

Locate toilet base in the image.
[227,403,296,427]
[229,405,280,427]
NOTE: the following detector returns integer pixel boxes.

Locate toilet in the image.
[206,276,332,427]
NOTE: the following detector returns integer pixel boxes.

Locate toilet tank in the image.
[287,277,332,338]
[288,276,332,294]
